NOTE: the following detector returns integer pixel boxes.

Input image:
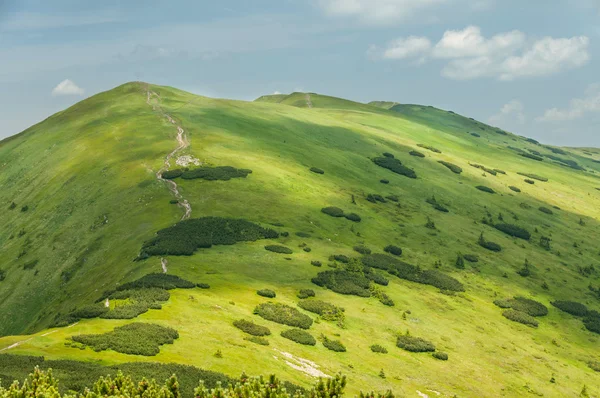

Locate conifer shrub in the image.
[99,288,171,320]
[297,289,316,299]
[140,217,278,257]
[438,161,463,174]
[370,344,388,353]
[432,352,448,361]
[494,223,531,240]
[21,205,29,212]
[551,301,588,317]
[296,232,311,238]
[179,166,251,181]
[508,297,548,317]
[583,311,600,334]
[396,334,436,352]
[257,289,276,298]
[520,153,543,161]
[245,336,270,346]
[344,213,362,222]
[322,336,346,352]
[384,245,402,256]
[475,185,495,194]
[280,329,316,345]
[463,254,478,263]
[383,152,394,158]
[494,169,506,174]
[321,207,345,217]
[310,167,325,174]
[22,259,39,270]
[372,156,417,179]
[353,245,372,255]
[502,309,539,327]
[470,163,498,175]
[385,195,399,202]
[197,283,210,289]
[311,269,371,297]
[332,254,351,263]
[409,150,425,158]
[426,196,449,212]
[298,300,344,318]
[365,270,389,286]
[455,254,465,269]
[8,202,16,210]
[509,186,521,192]
[471,132,480,138]
[517,172,548,182]
[265,245,293,254]
[0,269,6,282]
[539,207,553,215]
[367,194,386,203]
[380,179,389,184]
[478,233,501,252]
[71,323,179,356]
[417,144,442,153]
[493,299,512,309]
[116,273,196,291]
[254,303,313,329]
[161,169,184,179]
[589,361,600,372]
[303,247,312,253]
[233,319,271,336]
[524,179,535,184]
[311,260,322,267]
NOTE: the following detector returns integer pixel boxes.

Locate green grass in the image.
[1,82,600,397]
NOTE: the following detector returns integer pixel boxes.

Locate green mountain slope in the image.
[1,83,600,397]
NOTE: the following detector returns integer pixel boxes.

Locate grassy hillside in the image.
[1,83,600,397]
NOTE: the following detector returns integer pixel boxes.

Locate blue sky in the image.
[1,0,600,146]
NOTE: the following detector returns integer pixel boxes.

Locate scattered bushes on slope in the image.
[551,301,588,317]
[311,269,371,297]
[309,167,325,174]
[372,156,417,179]
[409,150,425,158]
[367,194,386,204]
[517,173,548,182]
[502,309,539,327]
[321,207,345,217]
[353,245,372,255]
[139,217,278,257]
[417,144,442,153]
[254,303,313,329]
[297,289,316,299]
[425,196,449,212]
[438,161,463,174]
[322,336,346,352]
[383,245,402,256]
[463,254,478,263]
[478,233,501,252]
[233,319,271,336]
[280,329,316,346]
[475,185,495,194]
[181,166,251,181]
[257,289,276,298]
[370,344,388,354]
[265,245,293,254]
[494,223,531,240]
[469,163,497,175]
[432,352,449,361]
[520,153,543,161]
[71,323,179,356]
[396,334,436,352]
[509,186,521,193]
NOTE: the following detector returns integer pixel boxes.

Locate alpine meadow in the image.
[2,82,600,397]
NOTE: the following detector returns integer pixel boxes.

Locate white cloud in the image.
[317,0,447,24]
[52,79,84,96]
[489,100,526,125]
[537,84,600,122]
[375,26,590,81]
[273,90,282,95]
[0,11,123,32]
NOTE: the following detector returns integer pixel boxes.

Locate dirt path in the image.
[146,89,192,221]
[305,93,313,109]
[161,257,168,273]
[273,349,328,378]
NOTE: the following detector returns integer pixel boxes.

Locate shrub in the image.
[140,217,278,257]
[71,323,179,356]
[432,352,448,361]
[380,179,389,184]
[245,336,270,345]
[475,185,495,194]
[311,261,322,267]
[353,245,372,255]
[0,269,6,282]
[21,205,29,212]
[539,207,553,215]
[520,153,543,161]
[309,167,325,174]
[438,161,463,174]
[455,254,465,269]
[494,223,531,240]
[470,163,498,175]
[297,289,315,299]
[382,152,394,158]
[280,329,316,346]
[257,289,276,298]
[396,334,436,352]
[372,156,417,179]
[524,179,535,184]
[233,320,271,336]
[370,344,388,354]
[589,361,600,372]
[296,232,311,238]
[322,336,346,352]
[179,166,251,181]
[471,132,480,138]
[367,194,386,203]
[312,269,371,297]
[197,283,210,289]
[509,297,548,317]
[332,254,350,263]
[517,172,548,182]
[385,195,399,202]
[493,299,512,308]
[22,259,39,270]
[502,309,539,327]
[161,169,184,179]
[583,311,600,334]
[99,288,170,320]
[303,247,311,253]
[321,207,345,217]
[344,213,361,222]
[265,245,293,254]
[116,273,196,291]
[298,300,344,317]
[463,254,478,263]
[409,150,425,158]
[494,169,506,175]
[365,270,389,286]
[254,303,313,329]
[384,245,402,256]
[509,186,521,193]
[8,202,16,210]
[417,144,442,153]
[478,233,501,252]
[551,301,588,317]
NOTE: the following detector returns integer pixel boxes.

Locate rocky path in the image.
[305,93,313,108]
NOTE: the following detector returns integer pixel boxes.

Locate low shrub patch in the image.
[370,344,388,353]
[509,186,521,193]
[475,185,495,194]
[502,309,539,327]
[233,319,271,336]
[179,166,251,181]
[438,161,463,174]
[344,213,362,222]
[296,232,311,238]
[297,289,315,299]
[372,156,417,179]
[417,144,442,153]
[494,169,506,174]
[298,300,344,318]
[0,269,6,282]
[494,223,531,240]
[71,323,179,356]
[312,269,371,297]
[426,196,449,213]
[517,173,548,182]
[115,274,195,291]
[332,254,350,263]
[520,153,543,161]
[100,288,170,320]
[265,245,293,254]
[309,167,325,174]
[463,254,478,263]
[493,299,512,309]
[280,329,316,345]
[524,179,535,184]
[161,169,183,179]
[469,163,498,175]
[505,297,548,317]
[386,195,399,202]
[140,217,278,257]
[353,245,372,255]
[245,336,269,346]
[539,207,553,215]
[311,260,322,267]
[551,301,588,317]
[197,283,210,289]
[589,361,600,372]
[383,152,394,158]
[254,303,313,329]
[396,334,436,352]
[409,150,425,158]
[583,311,600,334]
[384,245,402,256]
[321,207,345,217]
[380,179,389,184]
[22,259,39,270]
[366,270,389,286]
[322,336,346,352]
[257,289,276,298]
[303,247,311,252]
[478,233,501,252]
[432,352,448,361]
[367,194,386,203]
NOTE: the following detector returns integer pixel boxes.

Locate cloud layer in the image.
[537,84,600,122]
[375,26,590,80]
[52,79,84,96]
[489,100,526,125]
[317,0,446,24]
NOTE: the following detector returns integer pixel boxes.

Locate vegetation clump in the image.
[409,150,425,158]
[370,344,388,354]
[71,323,179,356]
[254,303,313,329]
[344,213,361,222]
[520,153,543,161]
[583,311,600,334]
[353,245,372,255]
[265,245,293,254]
[178,166,252,181]
[310,167,325,174]
[233,319,271,336]
[551,301,588,317]
[539,207,554,215]
[478,233,501,252]
[396,334,436,352]
[312,269,371,297]
[417,144,442,153]
[99,288,170,320]
[497,296,548,317]
[463,254,478,263]
[297,289,316,299]
[502,309,539,327]
[432,352,449,361]
[322,336,346,352]
[245,336,269,346]
[321,207,345,217]
[509,186,521,193]
[140,217,278,257]
[372,156,417,179]
[367,194,386,203]
[494,223,531,240]
[469,163,498,175]
[0,269,6,282]
[383,245,402,256]
[380,179,389,184]
[311,260,322,267]
[517,172,548,182]
[425,196,449,212]
[116,273,196,291]
[475,185,495,194]
[257,289,276,298]
[280,329,316,346]
[438,161,463,174]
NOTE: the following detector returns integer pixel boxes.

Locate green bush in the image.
[583,311,600,334]
[116,273,196,291]
[494,223,531,240]
[332,254,351,263]
[310,167,325,174]
[524,179,535,184]
[475,185,495,194]
[384,245,402,256]
[509,186,521,192]
[372,156,417,179]
[478,233,501,252]
[380,179,389,184]
[588,361,600,372]
[71,323,179,356]
[265,245,293,254]
[383,152,394,158]
[21,205,29,212]
[311,260,322,267]
[493,299,512,309]
[432,352,448,361]
[257,289,276,298]
[344,213,361,222]
[396,334,436,352]
[551,301,588,317]
[463,254,478,263]
[245,336,270,346]
[233,319,271,336]
[385,195,399,202]
[99,288,171,320]
[322,336,346,352]
[22,259,39,270]
[254,303,313,329]
[425,196,449,213]
[502,309,539,327]
[321,207,345,217]
[197,283,210,289]
[370,344,388,354]
[520,153,543,161]
[417,144,441,153]
[0,269,6,282]
[297,289,315,299]
[298,299,344,319]
[409,150,425,158]
[161,169,183,179]
[539,207,553,215]
[71,304,109,319]
[140,217,278,257]
[367,194,386,203]
[494,169,506,174]
[438,161,463,174]
[353,245,372,255]
[469,163,497,175]
[296,231,311,238]
[312,269,371,297]
[471,132,480,138]
[455,254,465,270]
[8,202,16,210]
[303,247,312,253]
[517,172,548,182]
[280,329,316,346]
[178,166,251,181]
[508,297,548,317]
[365,269,389,286]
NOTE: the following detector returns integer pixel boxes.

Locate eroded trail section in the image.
[146,89,192,220]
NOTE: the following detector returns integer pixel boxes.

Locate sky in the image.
[1,0,600,146]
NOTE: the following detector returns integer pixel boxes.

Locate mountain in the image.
[1,83,600,397]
